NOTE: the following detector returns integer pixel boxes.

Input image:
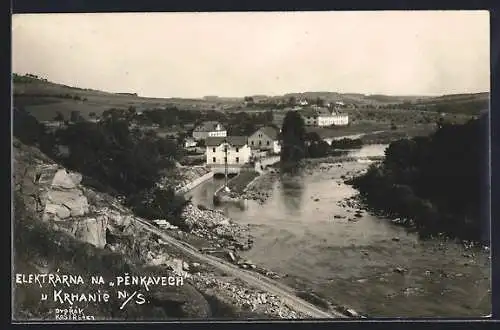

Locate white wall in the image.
[208,130,227,137]
[273,140,281,154]
[206,144,251,165]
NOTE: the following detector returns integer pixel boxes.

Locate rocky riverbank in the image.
[240,171,280,204]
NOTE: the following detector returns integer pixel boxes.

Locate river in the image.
[185,145,491,318]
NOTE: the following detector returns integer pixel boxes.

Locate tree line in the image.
[349,115,488,242]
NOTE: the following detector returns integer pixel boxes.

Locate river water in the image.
[185,145,491,318]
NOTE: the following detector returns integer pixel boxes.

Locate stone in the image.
[72,215,107,248]
[149,255,169,266]
[44,203,71,219]
[52,169,79,189]
[63,196,90,217]
[393,267,407,274]
[218,219,230,226]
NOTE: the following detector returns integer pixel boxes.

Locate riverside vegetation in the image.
[279,109,489,243]
[348,115,488,243]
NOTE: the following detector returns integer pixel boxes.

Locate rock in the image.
[149,255,169,266]
[393,267,407,274]
[47,190,89,217]
[182,261,190,271]
[218,219,230,226]
[72,215,107,248]
[52,169,79,189]
[44,203,71,219]
[345,308,359,317]
[228,251,237,263]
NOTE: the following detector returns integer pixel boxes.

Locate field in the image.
[13,75,487,125]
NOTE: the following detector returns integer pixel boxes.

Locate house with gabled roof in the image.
[299,107,349,127]
[248,126,281,154]
[192,121,227,141]
[205,136,251,167]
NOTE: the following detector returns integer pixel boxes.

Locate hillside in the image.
[13,74,489,123]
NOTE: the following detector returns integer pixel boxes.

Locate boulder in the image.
[47,190,89,217]
[52,169,80,189]
[72,215,107,248]
[44,203,71,219]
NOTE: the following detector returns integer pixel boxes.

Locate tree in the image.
[70,110,82,123]
[54,112,65,122]
[280,111,306,164]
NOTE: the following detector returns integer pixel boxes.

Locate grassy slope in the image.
[13,76,488,122]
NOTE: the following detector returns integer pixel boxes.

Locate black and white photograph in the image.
[12,11,491,321]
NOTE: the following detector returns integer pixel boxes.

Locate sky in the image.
[12,11,490,98]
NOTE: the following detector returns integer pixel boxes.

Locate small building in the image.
[205,136,251,167]
[248,126,281,154]
[192,121,227,141]
[184,138,197,148]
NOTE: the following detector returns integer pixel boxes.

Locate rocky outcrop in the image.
[71,215,108,248]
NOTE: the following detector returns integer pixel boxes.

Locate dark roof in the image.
[205,136,248,147]
[299,107,332,117]
[194,121,225,132]
[252,126,279,140]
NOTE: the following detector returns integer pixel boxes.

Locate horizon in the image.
[12,11,490,98]
[12,72,490,100]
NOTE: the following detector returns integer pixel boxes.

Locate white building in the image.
[331,112,349,126]
[205,136,251,166]
[299,108,349,127]
[192,121,227,141]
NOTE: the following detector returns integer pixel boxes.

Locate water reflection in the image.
[279,175,305,214]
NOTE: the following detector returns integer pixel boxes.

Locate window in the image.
[213,157,216,163]
[236,148,239,152]
[236,157,239,163]
[212,148,216,152]
[251,141,254,145]
[259,141,262,146]
[224,157,227,163]
[266,141,270,146]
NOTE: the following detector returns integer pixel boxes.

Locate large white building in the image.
[192,121,227,141]
[299,108,349,127]
[205,136,251,167]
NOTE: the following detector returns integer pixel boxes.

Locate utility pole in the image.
[224,139,228,188]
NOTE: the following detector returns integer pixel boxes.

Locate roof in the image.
[194,121,225,132]
[299,107,333,117]
[205,136,248,147]
[251,126,279,140]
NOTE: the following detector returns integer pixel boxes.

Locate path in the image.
[133,217,346,319]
